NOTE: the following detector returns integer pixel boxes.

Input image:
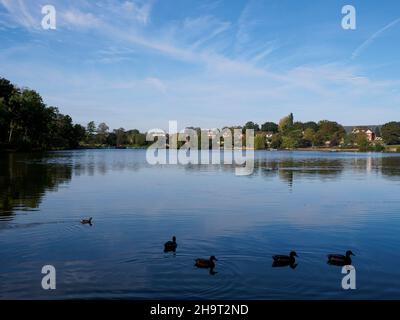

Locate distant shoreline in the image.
[2,146,400,154]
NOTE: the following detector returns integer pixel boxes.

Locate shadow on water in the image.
[272,261,298,269]
[0,152,73,220]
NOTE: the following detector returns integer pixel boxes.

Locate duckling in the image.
[195,256,218,269]
[327,250,355,266]
[164,236,177,252]
[80,217,92,225]
[272,251,298,264]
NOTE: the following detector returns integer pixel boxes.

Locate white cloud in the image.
[62,9,101,28]
[145,77,167,93]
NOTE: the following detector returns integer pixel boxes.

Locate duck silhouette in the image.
[272,251,298,266]
[80,217,92,225]
[164,236,177,252]
[195,256,218,275]
[327,250,355,266]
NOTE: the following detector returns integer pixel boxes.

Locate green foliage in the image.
[0,77,85,150]
[281,129,305,149]
[374,126,381,137]
[303,128,315,146]
[381,122,400,145]
[260,122,278,133]
[278,113,294,133]
[254,134,265,150]
[303,121,319,131]
[270,133,282,149]
[242,121,260,133]
[373,144,385,152]
[356,132,370,152]
[314,120,346,146]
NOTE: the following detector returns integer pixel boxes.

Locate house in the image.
[352,127,375,142]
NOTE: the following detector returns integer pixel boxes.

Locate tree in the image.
[72,124,86,148]
[242,121,260,133]
[261,122,278,133]
[292,121,304,131]
[281,129,303,149]
[303,128,316,146]
[381,122,400,145]
[96,122,109,144]
[303,121,319,131]
[355,132,370,151]
[278,113,294,132]
[254,134,265,150]
[114,128,127,146]
[374,126,381,137]
[0,77,84,150]
[270,133,282,149]
[315,120,346,146]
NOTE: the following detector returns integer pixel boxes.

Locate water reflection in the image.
[1,151,400,219]
[0,153,72,219]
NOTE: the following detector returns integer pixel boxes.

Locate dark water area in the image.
[1,150,400,299]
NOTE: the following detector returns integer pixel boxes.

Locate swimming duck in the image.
[272,251,298,264]
[164,236,177,252]
[80,217,92,225]
[327,250,355,266]
[195,256,218,269]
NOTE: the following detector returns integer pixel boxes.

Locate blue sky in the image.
[0,0,399,131]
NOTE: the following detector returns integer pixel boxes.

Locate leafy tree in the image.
[278,113,294,132]
[303,128,316,146]
[315,120,346,146]
[114,128,127,146]
[374,126,381,137]
[270,133,282,149]
[242,121,260,133]
[96,122,109,144]
[355,132,370,152]
[261,122,278,133]
[281,129,304,149]
[72,124,86,147]
[0,77,85,150]
[254,134,265,150]
[86,121,96,143]
[303,121,319,131]
[381,122,400,145]
[292,121,304,131]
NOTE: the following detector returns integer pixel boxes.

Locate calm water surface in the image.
[1,150,400,299]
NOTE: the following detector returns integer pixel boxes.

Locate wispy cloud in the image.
[352,17,400,59]
[121,1,153,25]
[0,0,38,29]
[62,9,102,28]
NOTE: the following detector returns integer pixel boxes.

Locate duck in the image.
[272,251,298,264]
[80,217,92,225]
[195,256,218,269]
[164,236,177,252]
[327,250,355,266]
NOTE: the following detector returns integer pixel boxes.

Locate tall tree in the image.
[96,122,109,145]
[278,113,294,132]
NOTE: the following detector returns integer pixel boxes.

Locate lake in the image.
[1,149,400,299]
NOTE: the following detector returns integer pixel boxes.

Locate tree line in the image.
[1,77,400,151]
[0,77,149,150]
[246,113,400,151]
